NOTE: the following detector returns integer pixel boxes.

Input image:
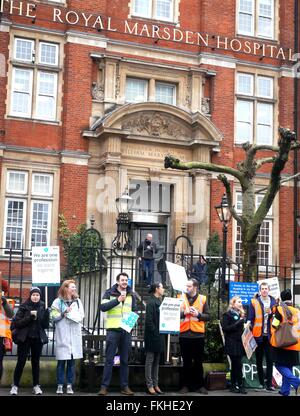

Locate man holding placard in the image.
[98,272,138,396]
[178,278,210,395]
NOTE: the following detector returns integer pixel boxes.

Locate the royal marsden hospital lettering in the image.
[1,0,296,62]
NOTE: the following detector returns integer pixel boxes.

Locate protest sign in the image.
[120,311,139,333]
[229,281,259,305]
[32,246,60,286]
[242,324,257,360]
[159,297,182,334]
[165,261,188,292]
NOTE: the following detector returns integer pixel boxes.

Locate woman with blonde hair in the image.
[221,296,247,394]
[50,280,84,394]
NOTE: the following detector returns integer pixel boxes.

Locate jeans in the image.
[179,337,205,390]
[145,352,160,388]
[143,259,154,286]
[255,336,273,387]
[229,355,243,387]
[276,364,300,396]
[13,338,43,387]
[101,330,131,389]
[56,359,75,385]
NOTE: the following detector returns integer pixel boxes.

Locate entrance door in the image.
[133,225,167,284]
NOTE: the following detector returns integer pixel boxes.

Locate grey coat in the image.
[51,297,85,360]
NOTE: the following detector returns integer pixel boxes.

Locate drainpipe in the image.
[294,0,299,263]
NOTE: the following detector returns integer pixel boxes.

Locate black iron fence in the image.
[1,234,300,359]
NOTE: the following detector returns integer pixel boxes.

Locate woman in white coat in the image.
[51,280,84,394]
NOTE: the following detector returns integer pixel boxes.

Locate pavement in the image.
[0,387,296,396]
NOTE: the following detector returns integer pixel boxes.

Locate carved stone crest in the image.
[91,82,104,101]
[201,97,210,115]
[122,112,186,138]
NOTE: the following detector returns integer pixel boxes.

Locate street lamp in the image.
[112,187,134,255]
[215,193,232,299]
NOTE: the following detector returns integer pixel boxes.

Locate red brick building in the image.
[0,0,299,288]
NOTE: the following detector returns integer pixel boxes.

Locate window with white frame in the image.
[11,37,59,121]
[133,0,174,21]
[125,78,148,103]
[237,0,275,39]
[155,82,176,105]
[235,191,273,266]
[236,72,274,145]
[3,170,53,253]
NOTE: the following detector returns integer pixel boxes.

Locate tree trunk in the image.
[242,237,259,282]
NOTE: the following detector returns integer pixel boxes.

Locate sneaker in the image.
[197,387,208,395]
[56,384,63,394]
[66,384,74,395]
[265,386,277,392]
[229,386,240,393]
[238,387,248,394]
[179,386,189,394]
[10,385,18,395]
[120,386,134,396]
[97,387,108,396]
[33,385,43,395]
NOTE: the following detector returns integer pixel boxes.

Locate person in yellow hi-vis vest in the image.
[0,279,14,382]
[98,272,137,396]
[178,278,210,395]
[270,289,300,396]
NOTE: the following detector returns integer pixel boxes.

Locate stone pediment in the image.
[121,111,188,140]
[84,102,223,147]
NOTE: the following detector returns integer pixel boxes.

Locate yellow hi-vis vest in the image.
[270,305,300,351]
[179,294,206,334]
[102,295,133,329]
[0,304,12,340]
[251,299,263,338]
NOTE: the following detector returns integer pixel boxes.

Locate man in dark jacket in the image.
[248,282,277,391]
[137,234,158,287]
[191,256,208,285]
[98,272,137,396]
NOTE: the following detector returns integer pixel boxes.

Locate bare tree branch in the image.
[255,172,300,194]
[217,174,244,226]
[255,157,276,170]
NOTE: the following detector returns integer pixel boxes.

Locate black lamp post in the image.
[215,193,232,300]
[112,188,134,255]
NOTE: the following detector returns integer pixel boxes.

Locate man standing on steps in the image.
[98,272,137,396]
[137,233,158,288]
[249,282,277,392]
[178,278,210,395]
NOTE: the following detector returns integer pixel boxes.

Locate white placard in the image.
[242,324,258,360]
[32,246,61,286]
[258,277,280,300]
[120,312,139,333]
[159,297,182,334]
[165,261,188,292]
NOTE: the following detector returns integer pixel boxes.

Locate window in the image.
[237,0,275,39]
[235,192,273,266]
[3,170,53,253]
[236,72,274,145]
[125,78,148,103]
[155,82,176,105]
[11,37,59,121]
[129,180,171,213]
[133,0,174,21]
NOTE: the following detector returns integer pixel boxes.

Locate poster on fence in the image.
[159,297,182,334]
[242,324,257,360]
[32,246,60,286]
[165,261,188,292]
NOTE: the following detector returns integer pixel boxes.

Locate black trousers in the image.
[179,337,205,390]
[0,337,5,381]
[255,336,273,388]
[13,338,43,387]
[229,355,243,387]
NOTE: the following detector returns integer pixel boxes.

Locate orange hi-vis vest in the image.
[179,294,206,334]
[270,305,300,351]
[251,298,263,338]
[0,303,13,340]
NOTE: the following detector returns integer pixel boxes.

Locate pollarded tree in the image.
[164,128,299,281]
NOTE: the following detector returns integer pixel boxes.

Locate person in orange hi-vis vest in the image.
[177,278,210,395]
[0,278,14,382]
[270,289,300,396]
[248,281,277,391]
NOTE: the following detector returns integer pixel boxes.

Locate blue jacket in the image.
[248,294,276,342]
